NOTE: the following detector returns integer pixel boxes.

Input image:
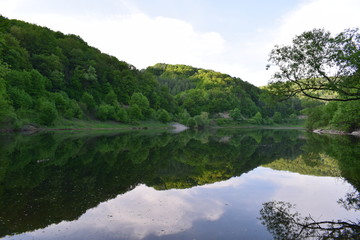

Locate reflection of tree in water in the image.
[259,192,360,239]
[0,129,305,237]
[260,133,360,239]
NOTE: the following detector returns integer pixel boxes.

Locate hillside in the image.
[145,63,302,121]
[0,16,302,130]
[0,16,176,128]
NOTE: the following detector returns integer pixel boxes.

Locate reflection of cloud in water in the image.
[249,167,358,221]
[26,185,225,240]
[5,167,357,240]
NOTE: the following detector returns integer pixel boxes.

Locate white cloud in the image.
[0,0,24,13]
[24,184,225,240]
[7,11,225,71]
[1,0,360,87]
[257,0,360,85]
[275,0,360,44]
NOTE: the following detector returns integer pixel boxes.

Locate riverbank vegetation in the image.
[267,28,360,132]
[0,16,358,132]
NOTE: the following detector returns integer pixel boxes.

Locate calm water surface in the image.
[0,129,359,239]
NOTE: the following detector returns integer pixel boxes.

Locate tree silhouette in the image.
[259,196,360,239]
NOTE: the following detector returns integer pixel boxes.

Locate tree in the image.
[259,200,360,240]
[81,92,96,112]
[96,104,114,121]
[128,104,143,121]
[38,99,58,125]
[230,108,242,121]
[114,106,128,123]
[187,117,197,129]
[156,109,171,123]
[0,62,16,124]
[272,112,282,124]
[129,92,150,119]
[268,28,360,101]
[249,112,263,125]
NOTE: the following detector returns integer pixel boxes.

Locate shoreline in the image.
[313,129,360,137]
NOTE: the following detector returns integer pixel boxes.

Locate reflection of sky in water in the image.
[4,167,357,240]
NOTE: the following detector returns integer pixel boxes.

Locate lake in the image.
[0,129,359,239]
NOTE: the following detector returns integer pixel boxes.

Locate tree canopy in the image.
[268,28,360,101]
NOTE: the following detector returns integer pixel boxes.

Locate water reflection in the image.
[4,168,358,240]
[0,129,359,239]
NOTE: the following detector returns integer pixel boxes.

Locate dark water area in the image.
[0,129,359,239]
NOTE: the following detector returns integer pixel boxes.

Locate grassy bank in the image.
[1,117,306,133]
[0,118,172,133]
[48,118,170,130]
[214,119,306,129]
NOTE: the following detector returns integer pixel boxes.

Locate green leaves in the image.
[268,28,360,101]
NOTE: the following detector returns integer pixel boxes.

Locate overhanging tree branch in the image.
[268,28,360,101]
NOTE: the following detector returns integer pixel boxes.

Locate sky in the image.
[1,0,360,86]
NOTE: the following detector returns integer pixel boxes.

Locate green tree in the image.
[8,87,33,109]
[114,106,128,123]
[96,104,114,121]
[38,99,58,125]
[176,109,191,124]
[272,112,282,124]
[157,109,171,123]
[187,117,197,129]
[128,104,143,121]
[80,92,96,112]
[331,101,360,131]
[268,28,360,101]
[130,92,150,119]
[230,108,242,121]
[64,99,82,119]
[0,63,16,125]
[104,89,118,105]
[249,112,263,125]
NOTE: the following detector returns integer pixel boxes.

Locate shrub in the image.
[38,100,58,125]
[187,117,197,129]
[157,109,171,123]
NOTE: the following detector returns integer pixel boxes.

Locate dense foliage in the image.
[146,63,301,125]
[0,16,304,129]
[0,16,175,127]
[268,28,360,132]
[268,28,360,101]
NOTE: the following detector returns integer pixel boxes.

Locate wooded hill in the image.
[0,16,301,129]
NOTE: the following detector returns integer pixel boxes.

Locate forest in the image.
[0,16,359,132]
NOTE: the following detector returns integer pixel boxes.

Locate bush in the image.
[115,106,128,123]
[64,100,83,119]
[96,104,114,121]
[38,100,58,125]
[230,108,242,121]
[176,110,191,124]
[272,112,282,123]
[249,112,263,125]
[81,92,96,112]
[331,101,360,131]
[187,117,197,129]
[157,109,171,123]
[8,87,33,109]
[128,104,143,122]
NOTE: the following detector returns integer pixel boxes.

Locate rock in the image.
[20,124,39,133]
[313,129,348,135]
[171,123,189,133]
[351,130,360,136]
